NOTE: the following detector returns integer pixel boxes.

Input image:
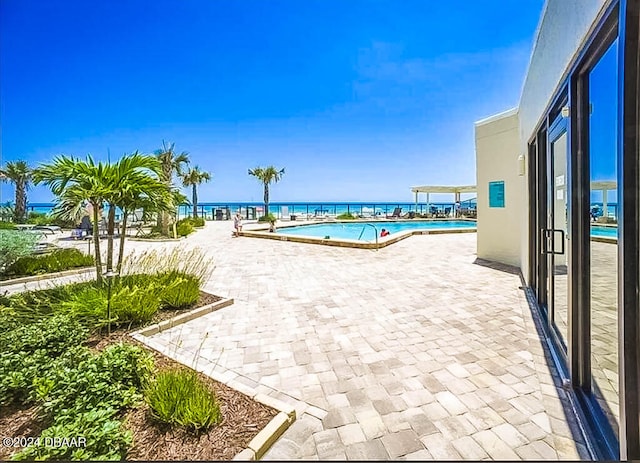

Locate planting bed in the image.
[0,289,278,461]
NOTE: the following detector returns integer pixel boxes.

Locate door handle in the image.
[540,229,565,255]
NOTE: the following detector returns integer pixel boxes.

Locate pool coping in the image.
[240,221,477,249]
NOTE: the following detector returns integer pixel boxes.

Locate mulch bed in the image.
[0,290,278,461]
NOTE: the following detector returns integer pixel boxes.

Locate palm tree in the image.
[33,155,109,284]
[182,166,211,219]
[103,152,170,273]
[155,141,190,235]
[1,160,31,223]
[248,166,285,218]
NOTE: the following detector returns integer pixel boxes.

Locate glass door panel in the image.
[548,130,568,350]
[588,38,619,438]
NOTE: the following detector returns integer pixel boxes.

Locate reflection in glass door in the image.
[547,124,568,351]
[588,38,619,438]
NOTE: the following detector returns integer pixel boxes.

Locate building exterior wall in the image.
[517,0,610,279]
[475,109,522,267]
[475,0,610,274]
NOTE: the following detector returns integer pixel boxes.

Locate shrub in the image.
[145,368,221,431]
[4,248,94,278]
[13,343,153,461]
[181,216,205,227]
[176,220,194,237]
[337,212,357,220]
[0,314,88,406]
[26,211,49,225]
[0,230,42,270]
[11,408,132,461]
[111,284,161,325]
[158,272,201,309]
[36,343,153,418]
[258,213,277,223]
[0,221,17,230]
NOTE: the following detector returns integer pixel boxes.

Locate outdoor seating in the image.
[386,207,402,218]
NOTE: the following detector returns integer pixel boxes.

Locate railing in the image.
[176,202,480,221]
[24,200,481,222]
[358,223,379,249]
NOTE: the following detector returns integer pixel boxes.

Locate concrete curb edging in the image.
[0,266,94,286]
[130,297,234,336]
[131,295,298,461]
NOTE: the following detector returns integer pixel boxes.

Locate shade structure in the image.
[410,185,477,217]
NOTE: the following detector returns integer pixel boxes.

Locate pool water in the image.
[591,225,618,238]
[276,220,476,242]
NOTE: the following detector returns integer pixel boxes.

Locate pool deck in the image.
[3,221,591,460]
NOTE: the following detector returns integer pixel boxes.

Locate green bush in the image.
[145,368,221,431]
[157,272,201,309]
[176,220,194,237]
[182,216,205,227]
[4,248,94,278]
[258,213,277,223]
[0,314,88,406]
[0,230,42,270]
[0,221,17,230]
[337,212,357,220]
[57,280,162,329]
[11,408,132,461]
[12,343,153,461]
[111,284,161,324]
[35,343,153,418]
[26,211,50,226]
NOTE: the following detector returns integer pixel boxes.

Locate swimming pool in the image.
[591,225,618,238]
[275,220,476,242]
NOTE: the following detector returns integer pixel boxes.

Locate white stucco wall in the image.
[474,0,611,275]
[475,109,522,267]
[517,0,610,279]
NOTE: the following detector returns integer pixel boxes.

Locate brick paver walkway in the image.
[15,221,591,460]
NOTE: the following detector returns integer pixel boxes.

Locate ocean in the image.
[25,200,478,220]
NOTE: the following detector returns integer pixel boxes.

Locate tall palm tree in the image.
[104,152,170,273]
[155,141,190,235]
[33,155,109,284]
[0,160,31,223]
[248,166,285,218]
[182,166,211,219]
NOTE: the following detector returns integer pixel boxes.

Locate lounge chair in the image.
[386,207,402,219]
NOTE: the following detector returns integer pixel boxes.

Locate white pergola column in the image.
[603,189,608,218]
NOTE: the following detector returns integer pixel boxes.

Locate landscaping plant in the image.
[144,368,222,431]
[0,230,43,272]
[176,219,194,236]
[3,248,94,278]
[0,314,88,406]
[12,343,153,461]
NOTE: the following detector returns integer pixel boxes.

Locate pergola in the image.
[591,180,617,217]
[410,185,477,211]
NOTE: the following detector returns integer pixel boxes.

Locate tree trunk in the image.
[106,203,116,271]
[263,183,269,218]
[192,185,198,219]
[116,211,128,274]
[92,201,103,285]
[15,182,26,223]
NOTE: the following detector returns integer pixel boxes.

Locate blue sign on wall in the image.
[489,181,505,208]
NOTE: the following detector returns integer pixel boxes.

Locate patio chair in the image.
[386,207,402,219]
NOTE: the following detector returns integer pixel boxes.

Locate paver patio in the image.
[3,221,593,460]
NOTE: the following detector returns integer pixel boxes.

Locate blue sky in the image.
[1,0,545,204]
